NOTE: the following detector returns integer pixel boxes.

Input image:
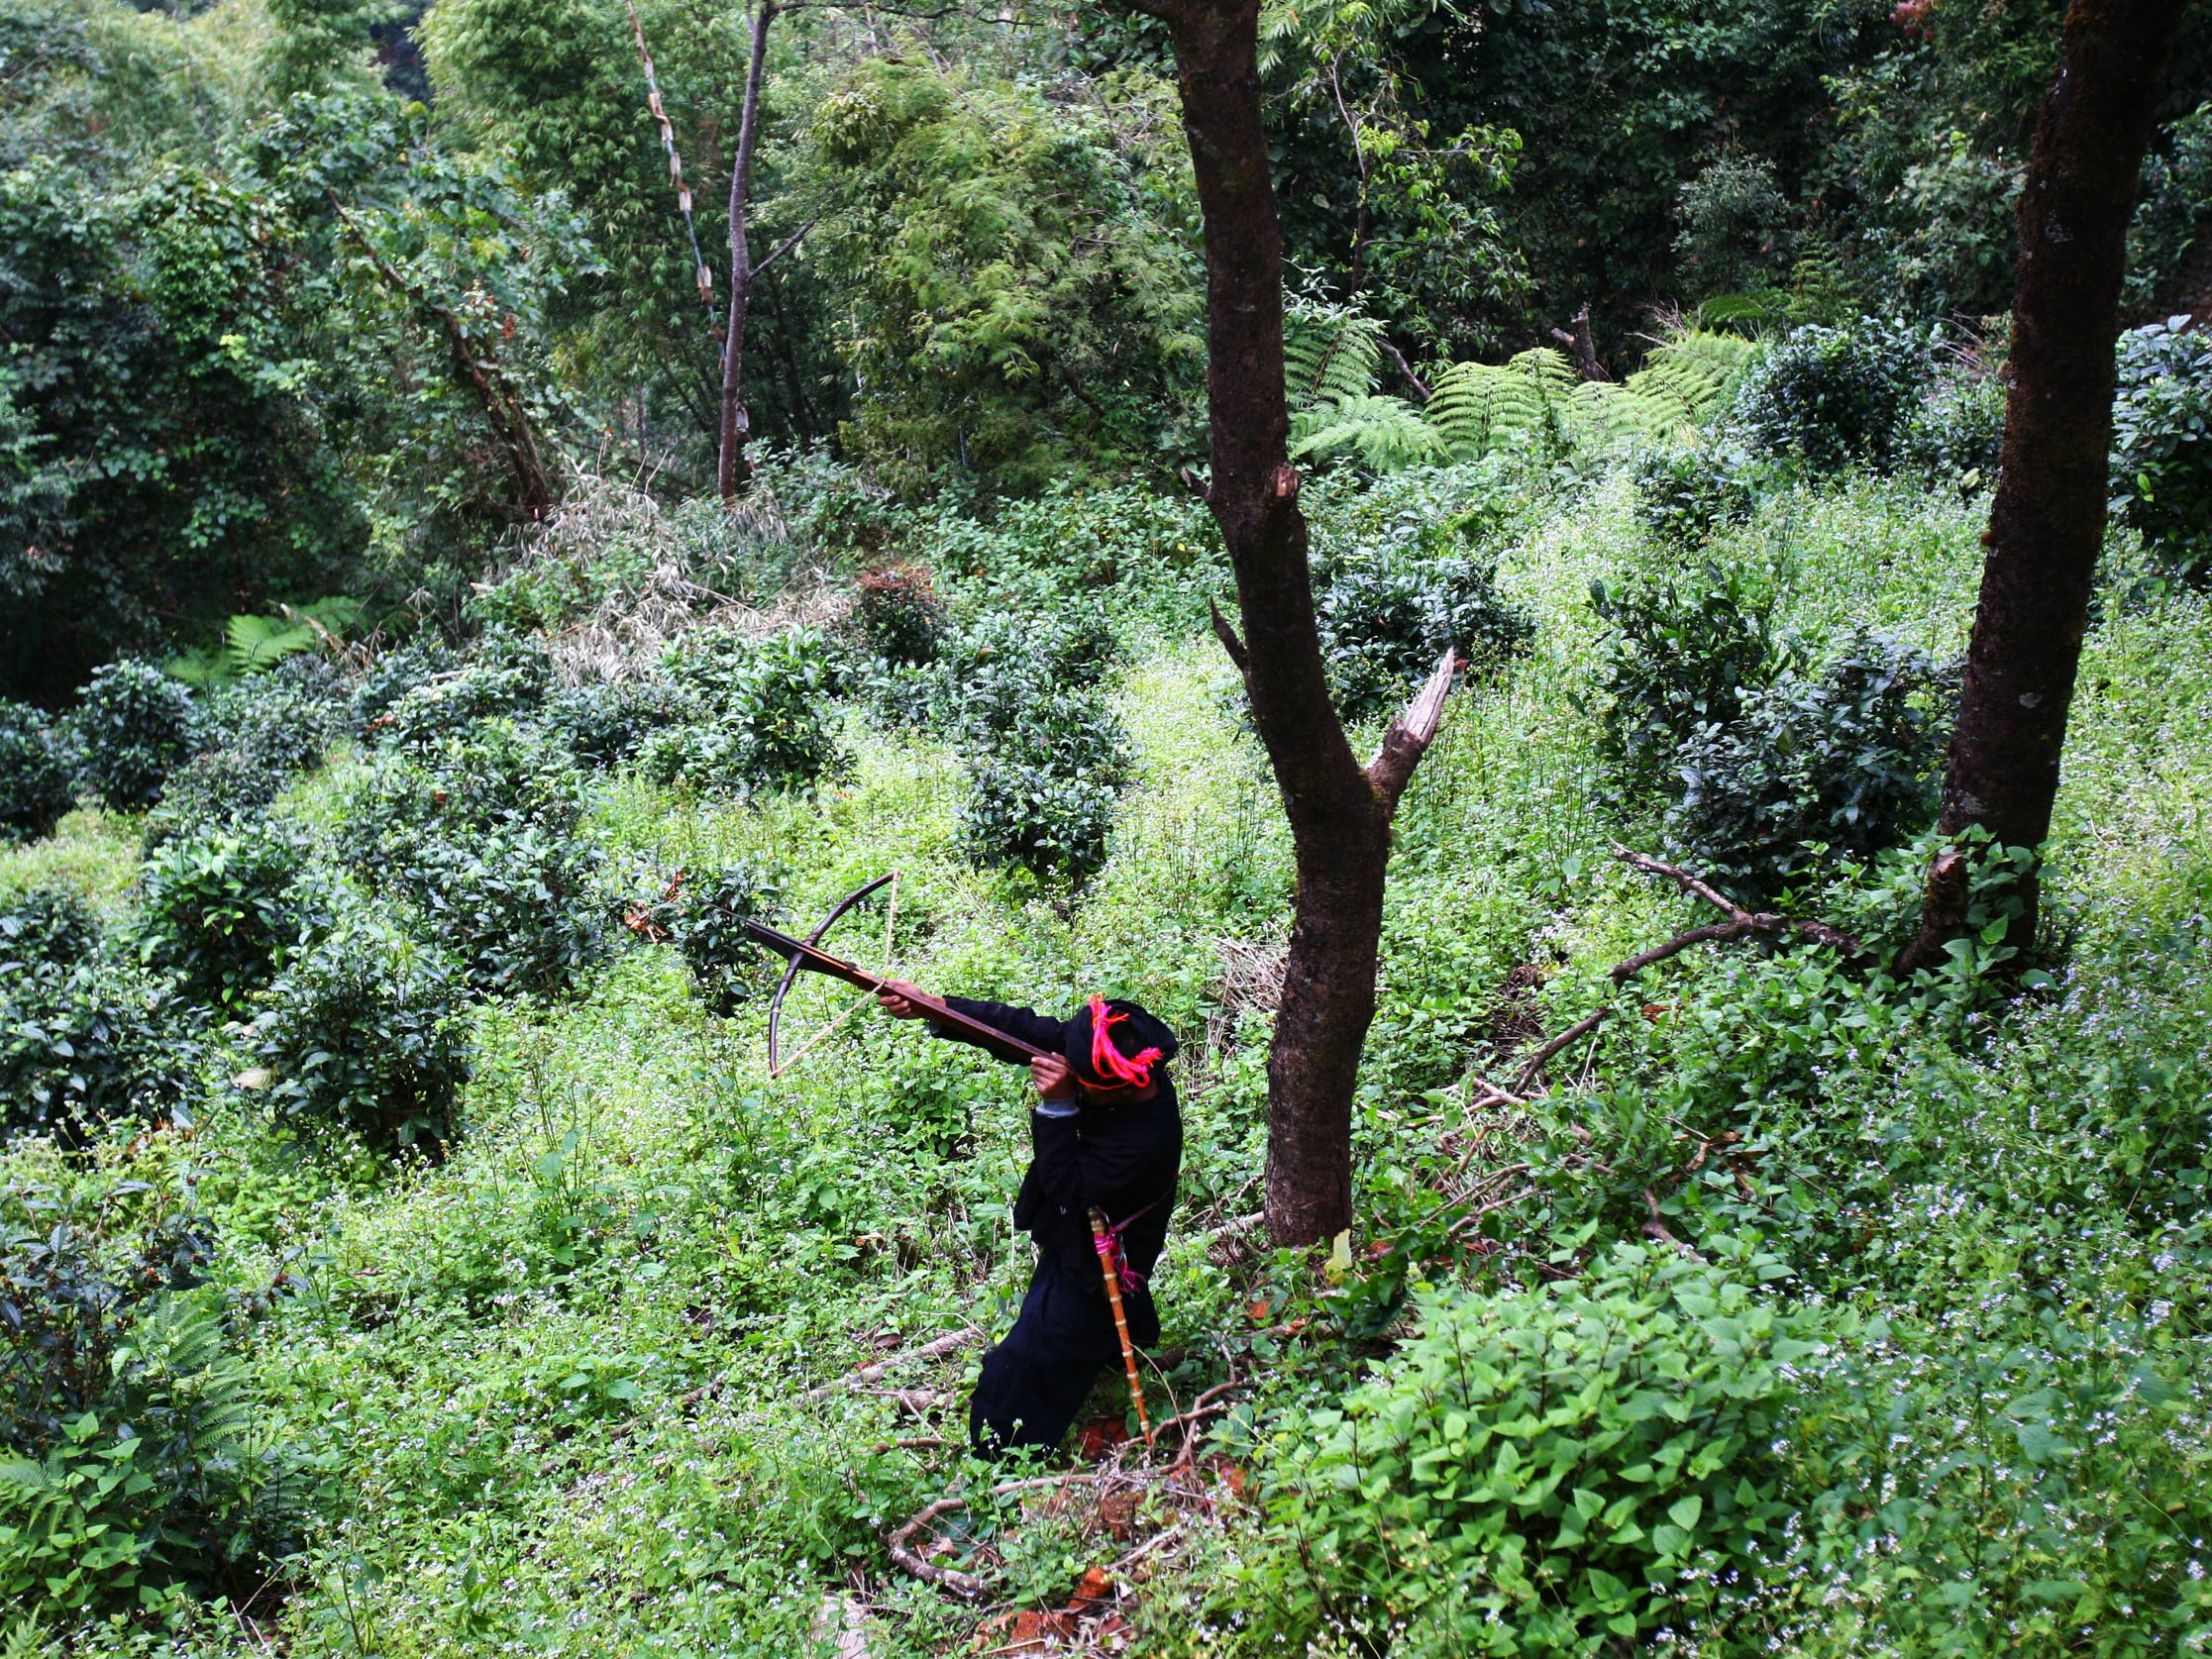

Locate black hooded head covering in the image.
[1065,996,1179,1089]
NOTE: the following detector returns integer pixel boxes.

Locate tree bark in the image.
[717,0,776,498]
[1131,0,1453,1246]
[1905,0,2184,967]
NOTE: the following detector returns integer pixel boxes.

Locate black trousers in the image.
[968,1252,1156,1455]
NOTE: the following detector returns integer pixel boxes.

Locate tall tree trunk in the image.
[1133,0,1455,1246]
[717,0,776,499]
[1905,0,2184,967]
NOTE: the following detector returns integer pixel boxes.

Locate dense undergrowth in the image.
[4,429,2211,1654]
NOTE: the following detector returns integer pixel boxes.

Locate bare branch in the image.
[1368,647,1457,806]
[750,215,819,279]
[1377,335,1431,401]
[1210,598,1251,677]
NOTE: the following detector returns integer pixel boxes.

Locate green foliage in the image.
[545,678,690,771]
[658,863,785,1018]
[1631,445,1758,549]
[1906,360,2007,493]
[1590,568,1789,801]
[71,662,196,812]
[1252,1238,1831,1653]
[643,628,844,797]
[1311,505,1532,723]
[792,56,1204,495]
[0,701,73,843]
[243,907,469,1151]
[1734,318,1938,471]
[1674,153,1794,294]
[0,893,197,1138]
[0,1157,303,1610]
[369,643,553,755]
[2109,318,2212,585]
[137,822,319,1013]
[1669,633,1954,902]
[2126,102,2212,319]
[147,663,343,839]
[850,568,947,669]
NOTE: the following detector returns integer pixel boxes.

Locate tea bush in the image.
[150,665,342,836]
[1251,1237,1834,1655]
[654,862,787,1016]
[1631,444,1758,550]
[389,825,606,999]
[1,893,197,1138]
[0,1162,304,1610]
[648,628,844,796]
[546,678,689,770]
[1906,364,2007,491]
[2110,317,2212,584]
[960,752,1127,883]
[850,566,946,668]
[371,647,553,754]
[1311,521,1533,724]
[1734,318,1937,471]
[71,663,197,812]
[0,701,74,843]
[1590,568,1791,801]
[1668,633,1954,901]
[243,909,469,1152]
[348,636,462,734]
[137,823,322,1013]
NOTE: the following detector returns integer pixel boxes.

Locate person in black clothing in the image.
[876,980,1183,1456]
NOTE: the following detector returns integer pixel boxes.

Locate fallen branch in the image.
[807,1327,980,1400]
[1513,847,1865,1092]
[887,1474,1100,1602]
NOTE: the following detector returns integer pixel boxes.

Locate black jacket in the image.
[933,996,1183,1287]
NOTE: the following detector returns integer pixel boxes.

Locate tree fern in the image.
[1284,294,1385,412]
[1427,348,1579,460]
[1292,393,1450,470]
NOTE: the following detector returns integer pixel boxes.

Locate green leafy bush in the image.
[960,751,1127,883]
[1734,318,1936,471]
[71,662,196,812]
[1590,568,1790,801]
[0,1162,304,1609]
[1,894,197,1139]
[1631,445,1758,549]
[1906,363,2006,490]
[244,910,469,1152]
[647,863,787,1017]
[646,629,844,796]
[137,823,321,1013]
[545,678,689,770]
[348,637,462,735]
[0,700,73,843]
[850,566,945,668]
[1312,516,1533,724]
[1668,633,1954,902]
[1254,1238,1833,1655]
[2110,317,2212,584]
[149,663,341,837]
[370,640,554,754]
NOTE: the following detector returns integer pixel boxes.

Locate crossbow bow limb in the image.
[743,872,1048,1078]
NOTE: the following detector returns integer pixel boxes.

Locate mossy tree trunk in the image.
[1907,0,2186,967]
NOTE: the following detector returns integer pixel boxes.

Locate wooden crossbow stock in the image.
[742,873,1047,1079]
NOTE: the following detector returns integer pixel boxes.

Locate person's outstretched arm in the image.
[875,981,1066,1066]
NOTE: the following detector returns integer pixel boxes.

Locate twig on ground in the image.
[807,1327,980,1400]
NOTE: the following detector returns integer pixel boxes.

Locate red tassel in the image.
[1087,995,1162,1089]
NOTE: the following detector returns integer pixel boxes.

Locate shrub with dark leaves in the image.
[646,628,844,796]
[244,909,469,1152]
[640,863,786,1016]
[0,699,75,842]
[1668,634,1955,902]
[851,566,946,667]
[1590,569,1793,801]
[1,891,198,1138]
[0,1167,305,1611]
[1312,529,1533,724]
[372,647,553,754]
[546,678,689,770]
[2110,317,2212,584]
[348,636,462,734]
[1734,318,1938,472]
[1906,368,2006,491]
[72,661,197,811]
[1632,446,1759,550]
[150,665,342,838]
[138,822,323,1013]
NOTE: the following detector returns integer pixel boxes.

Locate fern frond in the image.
[1284,295,1384,412]
[1427,349,1574,459]
[225,613,317,676]
[1290,394,1447,471]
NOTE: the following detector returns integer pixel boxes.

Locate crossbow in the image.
[742,872,1048,1079]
